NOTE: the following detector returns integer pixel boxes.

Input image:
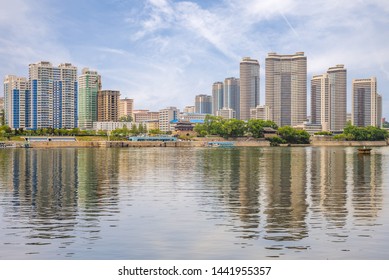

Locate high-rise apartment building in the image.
[97,90,120,122]
[29,61,78,129]
[212,82,224,116]
[159,106,179,132]
[53,63,78,129]
[265,52,307,127]
[311,65,347,131]
[352,77,382,127]
[78,68,101,130]
[377,94,382,128]
[240,57,260,120]
[119,98,134,120]
[195,94,212,114]
[224,77,240,119]
[3,75,29,129]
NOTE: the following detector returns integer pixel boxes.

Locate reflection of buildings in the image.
[201,148,261,240]
[263,148,308,241]
[308,147,383,234]
[1,149,79,244]
[352,152,383,220]
[310,148,348,227]
[77,149,120,208]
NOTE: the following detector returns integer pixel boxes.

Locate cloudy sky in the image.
[1,0,388,116]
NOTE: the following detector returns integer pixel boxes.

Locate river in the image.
[0,146,388,259]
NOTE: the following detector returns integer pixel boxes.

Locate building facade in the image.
[78,68,101,130]
[265,52,307,127]
[311,65,347,131]
[53,63,78,129]
[224,77,240,119]
[97,90,120,122]
[3,75,29,129]
[119,98,134,120]
[133,110,159,123]
[216,107,236,120]
[240,57,260,120]
[29,61,78,130]
[159,107,179,132]
[195,94,212,114]
[250,105,272,121]
[212,82,224,116]
[183,106,196,113]
[352,77,382,127]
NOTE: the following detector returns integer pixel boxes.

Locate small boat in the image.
[358,146,372,154]
[207,141,235,148]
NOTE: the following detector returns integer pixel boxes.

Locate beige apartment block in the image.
[311,65,347,131]
[250,105,272,121]
[97,90,120,122]
[133,110,159,123]
[352,77,382,127]
[119,98,134,119]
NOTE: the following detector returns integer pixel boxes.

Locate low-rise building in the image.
[93,121,133,131]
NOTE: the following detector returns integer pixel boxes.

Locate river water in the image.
[0,146,388,259]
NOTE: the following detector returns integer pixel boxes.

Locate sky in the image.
[1,0,389,116]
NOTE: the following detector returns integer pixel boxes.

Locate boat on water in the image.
[207,141,235,148]
[358,146,372,154]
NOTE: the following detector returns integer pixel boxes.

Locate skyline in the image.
[1,0,388,116]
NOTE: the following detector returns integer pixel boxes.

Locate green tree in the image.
[340,124,388,141]
[148,128,163,135]
[278,126,310,144]
[221,119,246,138]
[119,115,133,122]
[0,109,5,126]
[130,124,139,135]
[247,119,278,138]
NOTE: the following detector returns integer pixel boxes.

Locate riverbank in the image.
[1,139,388,148]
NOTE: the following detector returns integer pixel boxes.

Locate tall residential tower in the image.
[195,94,212,114]
[29,61,78,129]
[78,68,101,130]
[311,65,347,131]
[224,77,240,119]
[212,82,224,116]
[352,77,382,127]
[265,52,307,127]
[3,75,29,129]
[239,57,259,120]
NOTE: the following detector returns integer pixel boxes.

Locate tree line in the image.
[193,115,311,144]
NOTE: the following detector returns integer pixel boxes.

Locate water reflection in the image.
[0,147,387,259]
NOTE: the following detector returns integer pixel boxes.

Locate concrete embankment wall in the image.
[311,140,387,147]
[20,141,205,148]
[16,140,271,148]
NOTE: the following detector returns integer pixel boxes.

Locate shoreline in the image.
[1,139,388,148]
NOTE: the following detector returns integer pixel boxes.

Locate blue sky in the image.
[1,0,389,116]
